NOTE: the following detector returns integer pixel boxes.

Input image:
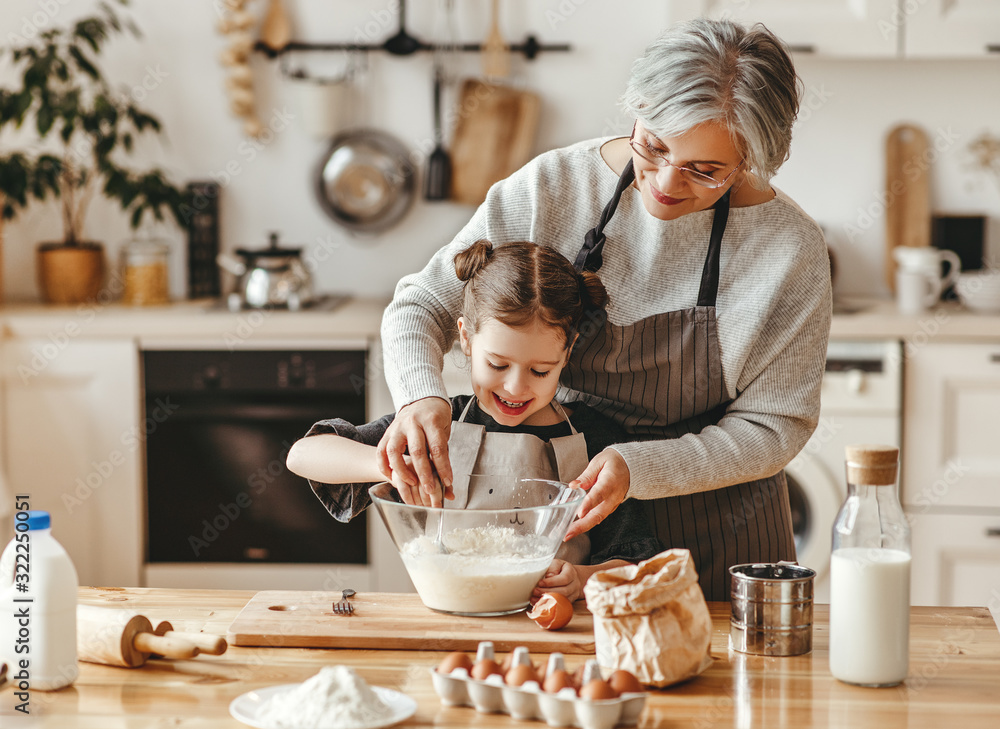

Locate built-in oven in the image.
[140,345,374,591]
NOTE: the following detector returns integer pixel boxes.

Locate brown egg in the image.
[579,678,619,701]
[437,651,473,674]
[526,592,574,631]
[505,663,540,687]
[543,668,577,694]
[608,669,643,695]
[471,658,504,681]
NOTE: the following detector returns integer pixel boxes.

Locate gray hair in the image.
[621,18,802,187]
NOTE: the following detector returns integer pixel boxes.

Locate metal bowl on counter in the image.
[369,479,585,617]
[314,129,416,234]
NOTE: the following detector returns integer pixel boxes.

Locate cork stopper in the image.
[845,444,898,486]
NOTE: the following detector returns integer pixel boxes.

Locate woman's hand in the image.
[377,396,454,507]
[532,559,586,604]
[390,455,450,507]
[563,448,630,541]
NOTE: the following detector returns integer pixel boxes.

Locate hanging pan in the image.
[314,129,416,234]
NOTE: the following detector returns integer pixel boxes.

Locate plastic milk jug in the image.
[0,510,79,691]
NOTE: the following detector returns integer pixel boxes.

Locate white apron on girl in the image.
[446,398,591,563]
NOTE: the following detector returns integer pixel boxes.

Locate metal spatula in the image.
[425,62,451,200]
[433,480,450,553]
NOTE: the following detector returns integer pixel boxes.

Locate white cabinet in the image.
[903,341,1000,606]
[909,512,1000,607]
[904,0,1000,58]
[668,0,1000,58]
[902,342,1000,510]
[667,0,900,57]
[0,339,142,587]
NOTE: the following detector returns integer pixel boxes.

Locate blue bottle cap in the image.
[25,510,51,530]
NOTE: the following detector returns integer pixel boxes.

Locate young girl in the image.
[287,240,662,602]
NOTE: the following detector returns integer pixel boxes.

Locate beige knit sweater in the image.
[380,137,833,499]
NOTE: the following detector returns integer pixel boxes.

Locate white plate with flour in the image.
[229,683,417,729]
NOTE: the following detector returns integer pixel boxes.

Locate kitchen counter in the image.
[3,296,1000,343]
[831,298,1000,341]
[2,587,997,727]
[0,297,391,341]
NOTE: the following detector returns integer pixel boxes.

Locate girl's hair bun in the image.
[578,270,609,311]
[456,238,609,349]
[454,239,494,282]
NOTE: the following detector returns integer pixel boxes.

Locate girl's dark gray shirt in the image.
[302,395,663,566]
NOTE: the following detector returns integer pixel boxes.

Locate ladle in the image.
[382,0,424,56]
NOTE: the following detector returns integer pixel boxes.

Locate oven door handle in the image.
[143,400,333,421]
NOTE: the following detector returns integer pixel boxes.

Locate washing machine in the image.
[784,339,902,602]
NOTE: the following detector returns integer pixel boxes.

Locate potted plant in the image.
[0,0,186,304]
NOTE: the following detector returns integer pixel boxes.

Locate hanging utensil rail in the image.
[253,0,569,60]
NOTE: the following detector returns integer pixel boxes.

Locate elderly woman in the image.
[376,18,832,600]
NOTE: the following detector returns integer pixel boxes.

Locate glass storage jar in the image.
[121,236,169,305]
[829,444,911,687]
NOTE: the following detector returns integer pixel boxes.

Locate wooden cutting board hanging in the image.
[449,79,540,206]
[226,590,597,653]
[885,124,932,291]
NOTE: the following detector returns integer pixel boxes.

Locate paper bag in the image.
[584,548,713,687]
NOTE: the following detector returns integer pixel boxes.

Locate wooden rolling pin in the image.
[154,619,228,655]
[77,605,200,668]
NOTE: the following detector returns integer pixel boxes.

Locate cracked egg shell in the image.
[526,592,574,630]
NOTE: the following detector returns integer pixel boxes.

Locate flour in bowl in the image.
[401,524,553,614]
[255,665,393,728]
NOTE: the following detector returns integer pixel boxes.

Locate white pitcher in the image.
[893,247,961,314]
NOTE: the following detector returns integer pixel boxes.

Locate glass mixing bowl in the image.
[369,478,586,616]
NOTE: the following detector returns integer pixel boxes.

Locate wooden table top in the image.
[1,587,998,727]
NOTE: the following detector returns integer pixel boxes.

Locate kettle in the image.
[217,232,314,310]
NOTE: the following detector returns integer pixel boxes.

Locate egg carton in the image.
[430,642,647,729]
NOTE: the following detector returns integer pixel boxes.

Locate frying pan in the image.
[314,129,416,233]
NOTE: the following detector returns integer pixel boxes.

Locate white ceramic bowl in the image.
[956,271,1000,312]
[957,270,1000,291]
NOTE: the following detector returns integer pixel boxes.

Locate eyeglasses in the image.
[629,122,744,189]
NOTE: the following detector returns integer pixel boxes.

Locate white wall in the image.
[2,1,998,303]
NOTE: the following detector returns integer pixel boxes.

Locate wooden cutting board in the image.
[885,123,932,291]
[226,591,596,653]
[449,79,541,206]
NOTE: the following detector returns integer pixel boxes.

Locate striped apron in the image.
[564,159,795,601]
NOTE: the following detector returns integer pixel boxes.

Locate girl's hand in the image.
[532,559,585,604]
[377,396,454,506]
[563,448,630,540]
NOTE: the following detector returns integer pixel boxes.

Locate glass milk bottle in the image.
[829,444,911,687]
[0,510,79,690]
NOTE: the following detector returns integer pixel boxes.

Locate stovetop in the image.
[203,293,351,313]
